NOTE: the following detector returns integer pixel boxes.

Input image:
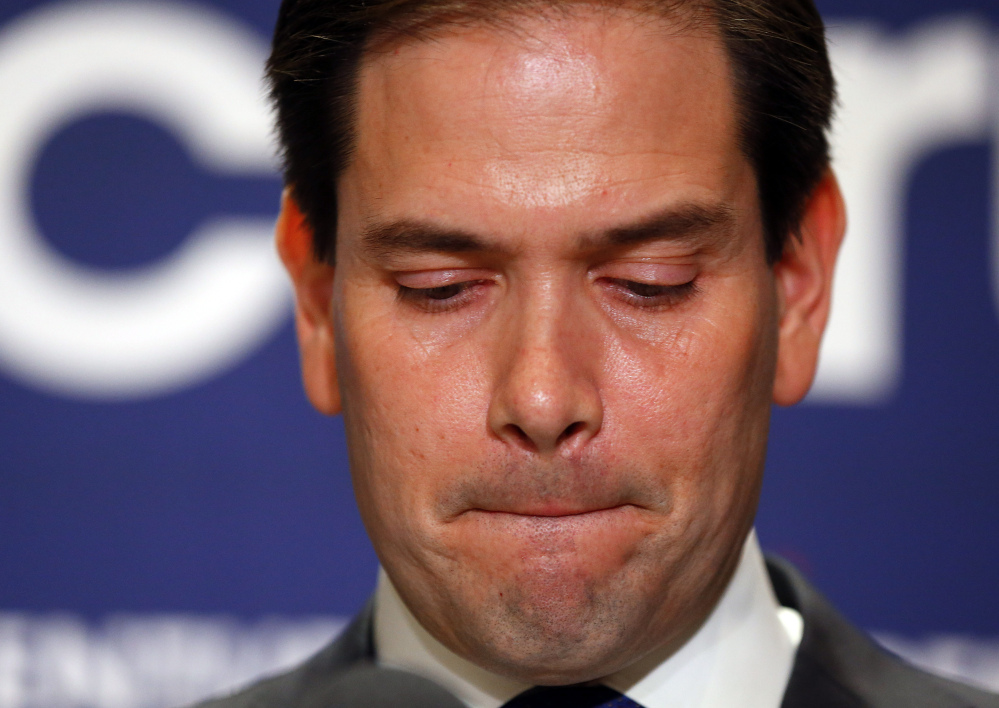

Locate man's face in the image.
[303,7,810,685]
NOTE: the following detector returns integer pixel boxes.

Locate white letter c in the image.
[0,2,290,399]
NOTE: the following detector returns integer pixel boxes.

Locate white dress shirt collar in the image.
[373,530,803,708]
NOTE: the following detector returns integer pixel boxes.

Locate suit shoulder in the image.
[929,674,999,708]
[185,602,375,708]
[189,668,299,708]
[767,556,999,708]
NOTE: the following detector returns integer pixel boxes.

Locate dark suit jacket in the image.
[194,558,999,708]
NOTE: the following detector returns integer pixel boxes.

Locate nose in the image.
[487,292,603,455]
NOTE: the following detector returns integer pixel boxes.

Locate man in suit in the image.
[197,0,998,705]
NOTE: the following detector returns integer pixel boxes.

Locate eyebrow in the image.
[362,221,493,259]
[588,202,736,251]
[360,202,736,259]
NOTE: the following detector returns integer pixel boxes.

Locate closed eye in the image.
[603,278,698,308]
[405,283,467,300]
[398,280,487,312]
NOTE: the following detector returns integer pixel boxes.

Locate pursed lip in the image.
[465,503,636,518]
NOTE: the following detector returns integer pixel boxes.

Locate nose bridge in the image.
[488,276,603,454]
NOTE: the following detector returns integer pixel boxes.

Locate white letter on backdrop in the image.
[812,19,990,403]
[0,2,290,399]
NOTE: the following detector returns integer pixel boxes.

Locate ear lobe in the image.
[772,170,847,406]
[276,189,342,416]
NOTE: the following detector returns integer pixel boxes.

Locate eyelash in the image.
[397,281,485,312]
[397,277,698,312]
[603,278,698,309]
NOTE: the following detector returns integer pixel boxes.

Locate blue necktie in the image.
[501,685,644,708]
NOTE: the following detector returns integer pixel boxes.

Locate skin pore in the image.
[278,4,845,687]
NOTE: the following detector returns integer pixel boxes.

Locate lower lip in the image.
[456,506,648,557]
[465,505,636,525]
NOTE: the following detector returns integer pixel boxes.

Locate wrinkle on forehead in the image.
[483,154,605,209]
[351,5,738,214]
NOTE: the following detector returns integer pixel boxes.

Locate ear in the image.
[772,170,847,406]
[276,189,342,415]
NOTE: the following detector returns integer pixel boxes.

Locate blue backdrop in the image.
[0,0,997,698]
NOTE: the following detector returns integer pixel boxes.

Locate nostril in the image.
[557,421,586,445]
[504,424,538,452]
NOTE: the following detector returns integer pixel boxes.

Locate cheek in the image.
[333,294,494,514]
[601,284,776,491]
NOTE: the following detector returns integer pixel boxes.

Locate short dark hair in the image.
[267,0,835,265]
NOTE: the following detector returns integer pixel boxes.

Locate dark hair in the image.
[267,0,835,264]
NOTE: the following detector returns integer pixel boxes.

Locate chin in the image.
[459,602,646,686]
[436,555,658,684]
[395,509,672,680]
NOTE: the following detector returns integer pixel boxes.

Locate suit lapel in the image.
[768,558,991,708]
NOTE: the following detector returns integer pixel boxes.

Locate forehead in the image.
[346,7,745,235]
